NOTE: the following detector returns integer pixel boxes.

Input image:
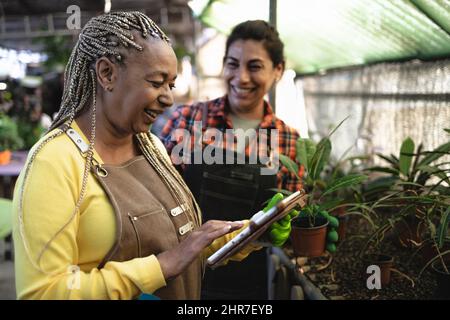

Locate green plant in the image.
[279,117,370,227]
[17,119,45,149]
[361,129,450,252]
[418,206,450,276]
[0,113,24,151]
[364,131,450,199]
[33,35,72,71]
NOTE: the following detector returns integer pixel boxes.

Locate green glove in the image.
[297,207,339,253]
[263,193,299,247]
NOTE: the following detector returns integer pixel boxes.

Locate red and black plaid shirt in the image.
[158,95,303,192]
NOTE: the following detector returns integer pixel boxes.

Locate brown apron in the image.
[66,128,201,299]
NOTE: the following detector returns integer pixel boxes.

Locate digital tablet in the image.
[206,189,308,268]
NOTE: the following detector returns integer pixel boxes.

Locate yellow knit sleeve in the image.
[12,144,166,300]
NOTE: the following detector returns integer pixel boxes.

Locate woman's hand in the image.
[156,220,244,280]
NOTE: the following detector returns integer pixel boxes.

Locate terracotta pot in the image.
[431,260,450,300]
[290,216,328,257]
[0,150,11,165]
[363,253,394,287]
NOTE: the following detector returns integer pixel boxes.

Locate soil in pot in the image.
[363,253,394,287]
[431,260,450,300]
[290,216,328,258]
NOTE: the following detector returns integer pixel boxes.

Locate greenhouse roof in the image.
[191,0,450,74]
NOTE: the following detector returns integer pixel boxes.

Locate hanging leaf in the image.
[417,141,450,168]
[327,115,350,138]
[399,137,415,179]
[267,188,293,196]
[321,174,368,197]
[417,165,450,185]
[279,154,299,178]
[376,153,399,168]
[318,198,344,212]
[364,166,400,175]
[309,138,331,181]
[296,138,315,173]
[437,207,450,249]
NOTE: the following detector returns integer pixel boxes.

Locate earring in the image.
[106,86,113,92]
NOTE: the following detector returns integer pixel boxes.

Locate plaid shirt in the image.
[158,95,303,192]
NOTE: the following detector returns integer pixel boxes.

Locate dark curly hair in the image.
[225,20,285,68]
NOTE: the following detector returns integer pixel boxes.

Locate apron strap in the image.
[65,127,90,154]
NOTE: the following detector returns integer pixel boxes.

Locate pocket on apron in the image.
[127,207,178,257]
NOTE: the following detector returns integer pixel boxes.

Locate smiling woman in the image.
[11,11,265,300]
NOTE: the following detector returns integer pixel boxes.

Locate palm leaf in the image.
[399,137,415,178]
[417,141,450,168]
[437,207,450,249]
[279,154,299,178]
[309,138,331,180]
[417,165,450,185]
[376,153,399,167]
[364,166,399,175]
[321,174,368,198]
[295,138,315,173]
[327,115,350,138]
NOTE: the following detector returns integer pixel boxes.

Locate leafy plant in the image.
[364,132,450,198]
[279,117,369,226]
[361,129,450,252]
[0,113,24,152]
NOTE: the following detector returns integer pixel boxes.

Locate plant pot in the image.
[431,260,450,300]
[0,150,11,165]
[290,216,329,257]
[363,253,394,287]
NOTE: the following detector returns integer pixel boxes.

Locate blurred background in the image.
[0,0,449,299]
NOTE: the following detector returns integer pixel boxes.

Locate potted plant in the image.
[363,132,450,248]
[279,117,368,257]
[0,113,24,164]
[290,204,333,257]
[362,253,394,287]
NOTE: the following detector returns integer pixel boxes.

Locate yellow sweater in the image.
[12,122,257,300]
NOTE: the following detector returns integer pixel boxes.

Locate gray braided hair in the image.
[51,11,170,130]
[18,11,202,274]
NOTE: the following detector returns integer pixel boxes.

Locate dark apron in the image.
[65,128,201,299]
[182,120,277,299]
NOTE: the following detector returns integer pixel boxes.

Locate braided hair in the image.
[18,11,202,274]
